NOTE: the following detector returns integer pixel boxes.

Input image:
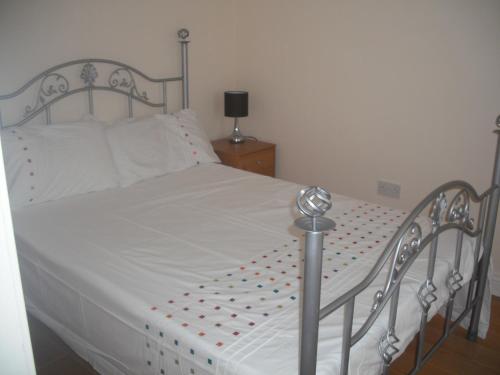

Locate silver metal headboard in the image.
[0,28,190,128]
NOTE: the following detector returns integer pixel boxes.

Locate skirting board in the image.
[492,273,500,297]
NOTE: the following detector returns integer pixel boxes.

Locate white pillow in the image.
[105,116,195,187]
[156,109,220,166]
[1,120,119,210]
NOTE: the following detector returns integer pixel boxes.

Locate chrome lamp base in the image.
[230,118,245,144]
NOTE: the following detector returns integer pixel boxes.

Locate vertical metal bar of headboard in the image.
[128,94,133,118]
[178,29,190,109]
[162,81,167,114]
[0,110,3,128]
[467,122,500,340]
[45,106,51,125]
[88,87,94,115]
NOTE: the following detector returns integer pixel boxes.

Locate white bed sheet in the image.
[13,163,486,375]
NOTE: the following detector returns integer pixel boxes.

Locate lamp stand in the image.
[230,117,245,144]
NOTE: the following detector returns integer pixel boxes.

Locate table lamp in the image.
[224,91,248,144]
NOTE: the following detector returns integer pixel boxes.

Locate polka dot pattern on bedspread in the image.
[141,200,408,374]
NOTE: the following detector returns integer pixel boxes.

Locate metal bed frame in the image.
[295,120,500,374]
[1,27,499,375]
[0,29,190,128]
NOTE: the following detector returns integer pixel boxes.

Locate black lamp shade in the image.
[224,91,248,118]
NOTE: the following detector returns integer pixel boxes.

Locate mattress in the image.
[13,163,485,375]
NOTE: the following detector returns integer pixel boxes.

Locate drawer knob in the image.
[256,160,263,165]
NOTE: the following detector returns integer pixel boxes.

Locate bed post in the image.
[295,187,335,375]
[467,115,500,340]
[178,28,190,109]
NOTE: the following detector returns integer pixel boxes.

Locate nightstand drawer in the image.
[238,149,275,177]
[211,138,276,177]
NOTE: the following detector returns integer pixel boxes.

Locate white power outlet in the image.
[377,180,401,199]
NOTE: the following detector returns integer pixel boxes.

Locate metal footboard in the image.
[296,118,500,375]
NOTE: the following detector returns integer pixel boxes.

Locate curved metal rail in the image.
[297,123,500,375]
[0,29,190,127]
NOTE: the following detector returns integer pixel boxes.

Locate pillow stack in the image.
[156,109,220,167]
[1,110,219,209]
[1,120,119,210]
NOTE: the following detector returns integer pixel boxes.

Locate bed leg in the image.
[467,120,500,340]
[294,187,335,375]
[300,230,326,375]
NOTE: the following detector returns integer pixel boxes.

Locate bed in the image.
[1,29,498,375]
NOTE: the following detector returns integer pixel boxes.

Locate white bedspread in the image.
[13,164,483,375]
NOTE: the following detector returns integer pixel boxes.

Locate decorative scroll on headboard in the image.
[0,28,190,128]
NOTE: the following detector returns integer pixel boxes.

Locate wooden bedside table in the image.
[211,138,276,177]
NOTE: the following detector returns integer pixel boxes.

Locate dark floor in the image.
[390,296,500,375]
[29,297,500,374]
[28,315,97,375]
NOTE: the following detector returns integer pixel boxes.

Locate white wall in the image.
[0,0,237,138]
[234,0,500,282]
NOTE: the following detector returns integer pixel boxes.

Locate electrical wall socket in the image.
[377,180,401,199]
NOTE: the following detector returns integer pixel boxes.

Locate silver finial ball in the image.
[296,186,332,218]
[177,28,190,40]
